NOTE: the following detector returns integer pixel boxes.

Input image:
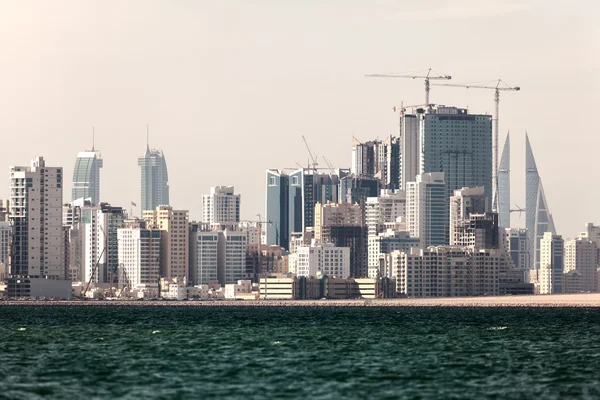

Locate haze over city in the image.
[0,0,598,237]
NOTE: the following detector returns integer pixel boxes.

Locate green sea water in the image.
[1,305,600,399]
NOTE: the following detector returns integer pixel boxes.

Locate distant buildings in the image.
[498,133,511,228]
[193,230,247,285]
[351,136,400,190]
[138,145,169,212]
[72,148,103,205]
[117,220,161,292]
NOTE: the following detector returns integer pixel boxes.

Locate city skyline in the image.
[0,1,597,238]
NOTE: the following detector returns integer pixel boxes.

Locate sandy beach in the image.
[2,293,600,307]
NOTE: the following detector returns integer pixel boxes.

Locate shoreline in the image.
[2,293,600,308]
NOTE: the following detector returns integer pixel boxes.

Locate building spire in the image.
[92,126,95,152]
[146,124,150,155]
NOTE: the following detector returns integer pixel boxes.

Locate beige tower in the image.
[143,205,189,280]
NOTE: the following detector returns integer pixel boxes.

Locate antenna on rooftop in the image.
[146,124,150,151]
[92,126,95,151]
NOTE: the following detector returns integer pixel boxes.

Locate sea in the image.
[1,305,600,399]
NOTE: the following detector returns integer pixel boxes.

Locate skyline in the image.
[0,1,598,238]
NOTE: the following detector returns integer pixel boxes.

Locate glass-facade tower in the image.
[138,146,169,212]
[72,150,103,205]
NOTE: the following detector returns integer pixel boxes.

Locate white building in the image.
[296,241,350,278]
[449,187,488,245]
[365,190,406,237]
[202,186,240,228]
[391,246,501,297]
[367,230,420,278]
[539,232,564,294]
[194,230,247,285]
[10,157,64,279]
[406,172,447,248]
[117,226,161,290]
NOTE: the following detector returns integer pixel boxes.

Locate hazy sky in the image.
[0,0,598,238]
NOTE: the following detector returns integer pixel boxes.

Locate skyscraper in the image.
[406,172,447,248]
[138,144,169,212]
[72,147,103,205]
[418,105,493,206]
[351,136,400,190]
[10,157,64,278]
[498,133,510,228]
[400,113,420,191]
[449,186,489,246]
[539,232,564,294]
[526,134,556,269]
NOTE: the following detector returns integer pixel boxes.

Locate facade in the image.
[10,157,64,279]
[338,175,380,204]
[0,199,9,221]
[193,230,247,285]
[296,241,350,278]
[498,133,510,228]
[265,168,348,249]
[72,149,103,205]
[314,202,363,241]
[539,232,564,294]
[452,213,500,249]
[202,186,240,228]
[406,172,447,247]
[365,190,406,237]
[138,145,169,212]
[143,205,189,280]
[449,187,489,245]
[391,246,501,297]
[0,221,10,279]
[351,136,400,190]
[245,244,289,281]
[367,230,420,278]
[400,113,420,191]
[506,228,530,271]
[418,105,493,206]
[82,203,125,285]
[564,238,598,292]
[117,226,161,290]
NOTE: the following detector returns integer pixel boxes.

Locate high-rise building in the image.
[406,172,447,247]
[367,230,420,278]
[338,175,380,204]
[9,157,64,279]
[82,203,126,285]
[418,105,493,206]
[143,205,189,280]
[449,186,488,245]
[296,241,350,278]
[451,213,500,249]
[539,232,564,294]
[72,148,103,205]
[265,168,347,249]
[526,134,556,270]
[365,190,406,237]
[506,228,530,271]
[202,186,241,228]
[498,133,510,228]
[400,113,420,191]
[193,230,247,285]
[117,223,161,292]
[564,238,598,293]
[138,145,169,212]
[351,136,400,190]
[0,221,10,280]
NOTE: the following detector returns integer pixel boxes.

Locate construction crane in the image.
[432,79,520,214]
[365,68,452,105]
[322,156,335,174]
[301,135,318,170]
[392,101,431,117]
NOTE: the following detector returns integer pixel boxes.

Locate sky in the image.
[0,0,598,238]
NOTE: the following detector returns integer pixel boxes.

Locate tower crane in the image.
[432,79,520,214]
[301,135,318,170]
[322,156,335,175]
[365,68,452,105]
